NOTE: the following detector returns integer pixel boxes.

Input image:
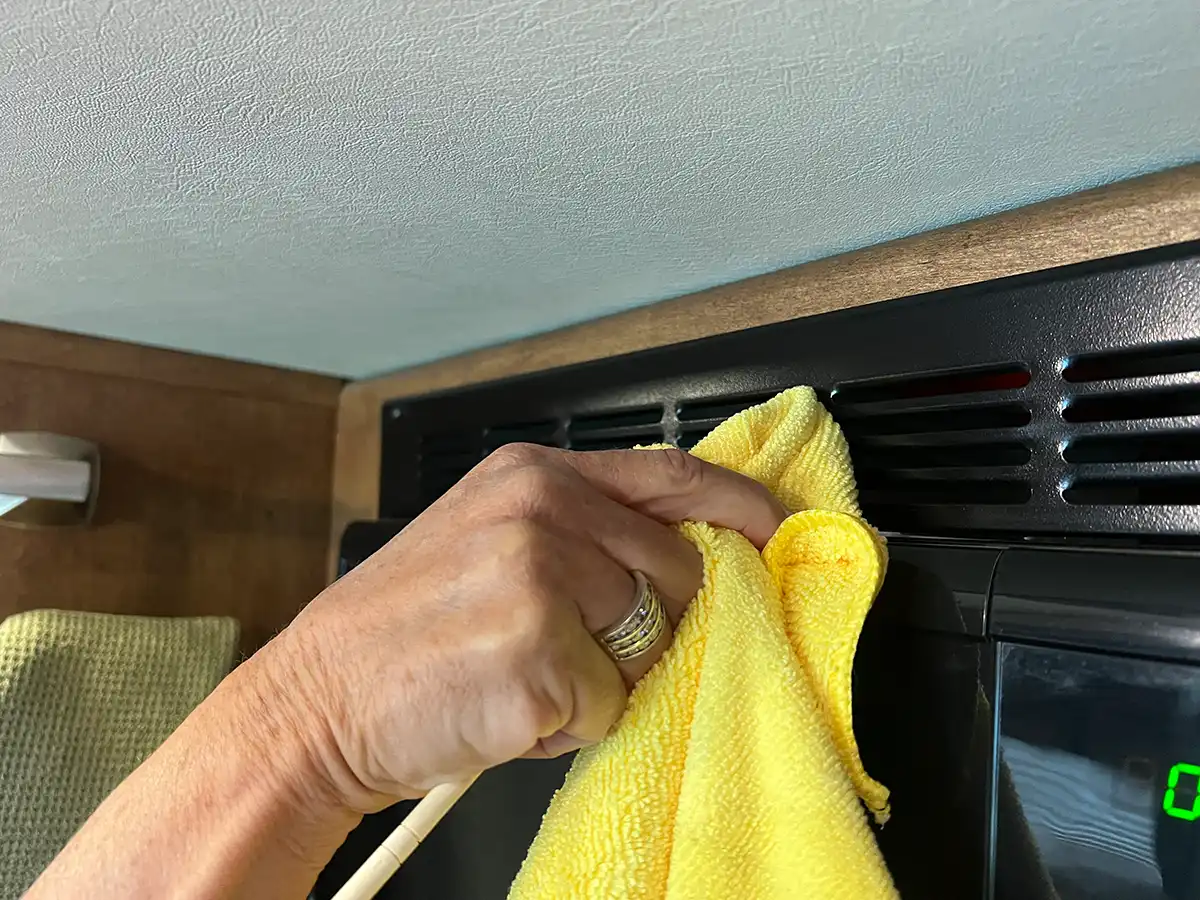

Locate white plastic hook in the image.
[0,432,99,528]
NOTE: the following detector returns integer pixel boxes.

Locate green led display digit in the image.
[1163,763,1200,821]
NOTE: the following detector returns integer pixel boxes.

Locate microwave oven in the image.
[317,241,1200,899]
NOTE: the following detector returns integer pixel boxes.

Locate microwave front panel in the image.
[994,643,1200,900]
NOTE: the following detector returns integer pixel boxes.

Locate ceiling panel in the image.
[1,0,1197,377]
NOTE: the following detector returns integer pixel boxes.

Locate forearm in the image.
[27,637,364,900]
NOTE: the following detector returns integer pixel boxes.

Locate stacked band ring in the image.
[598,570,666,662]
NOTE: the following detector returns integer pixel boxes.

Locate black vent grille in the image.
[415,408,667,502]
[417,430,482,505]
[418,421,564,505]
[383,241,1200,538]
[568,406,665,450]
[484,419,560,453]
[1064,432,1200,464]
[676,391,780,448]
[1062,338,1200,507]
[830,365,1034,521]
[1063,339,1200,383]
[1062,386,1200,422]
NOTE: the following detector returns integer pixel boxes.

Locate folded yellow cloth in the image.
[0,610,238,898]
[509,386,897,899]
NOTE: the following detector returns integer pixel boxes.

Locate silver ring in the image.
[598,571,666,662]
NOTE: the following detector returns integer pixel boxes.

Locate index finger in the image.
[557,448,787,549]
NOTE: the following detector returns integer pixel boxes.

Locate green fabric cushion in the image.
[0,610,237,897]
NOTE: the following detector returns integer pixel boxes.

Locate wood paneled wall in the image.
[0,323,343,654]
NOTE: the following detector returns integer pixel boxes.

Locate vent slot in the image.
[420,450,480,471]
[834,364,1030,404]
[1063,477,1200,506]
[418,430,482,504]
[483,419,561,452]
[570,435,661,451]
[675,390,784,448]
[1063,340,1200,383]
[839,403,1032,437]
[1064,432,1200,464]
[853,440,1031,469]
[570,408,663,431]
[834,365,1033,506]
[859,475,1032,506]
[678,425,712,449]
[568,405,664,451]
[419,470,473,504]
[420,430,478,454]
[677,391,778,423]
[1062,387,1200,423]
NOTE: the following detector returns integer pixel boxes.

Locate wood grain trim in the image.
[330,385,383,576]
[329,163,1200,575]
[0,321,343,407]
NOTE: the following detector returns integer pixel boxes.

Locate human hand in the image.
[24,444,787,900]
[270,444,787,814]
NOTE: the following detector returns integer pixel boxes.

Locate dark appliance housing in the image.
[320,241,1200,899]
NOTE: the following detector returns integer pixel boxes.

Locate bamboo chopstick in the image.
[331,775,478,900]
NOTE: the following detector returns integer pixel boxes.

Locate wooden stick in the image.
[331,776,478,900]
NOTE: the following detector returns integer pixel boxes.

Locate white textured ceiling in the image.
[1,0,1198,378]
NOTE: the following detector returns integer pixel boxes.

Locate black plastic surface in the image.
[313,758,574,899]
[381,241,1200,539]
[854,543,996,898]
[337,519,410,577]
[992,549,1200,663]
[995,643,1200,899]
[881,543,1001,637]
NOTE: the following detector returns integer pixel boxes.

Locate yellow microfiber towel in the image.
[509,386,898,899]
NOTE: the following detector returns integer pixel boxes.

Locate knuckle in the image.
[511,680,569,740]
[508,466,558,509]
[654,447,704,490]
[739,473,772,503]
[481,441,548,473]
[491,461,573,518]
[753,480,779,508]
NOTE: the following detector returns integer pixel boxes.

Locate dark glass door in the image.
[996,644,1200,900]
